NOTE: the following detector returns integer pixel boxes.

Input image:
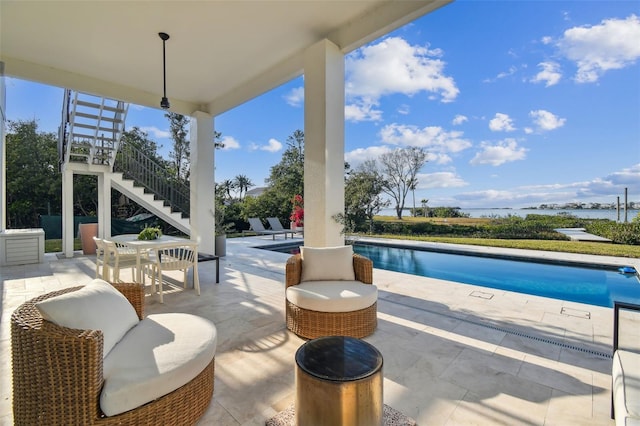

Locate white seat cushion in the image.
[300,245,356,282]
[100,313,217,417]
[613,349,640,425]
[35,279,139,358]
[286,281,377,313]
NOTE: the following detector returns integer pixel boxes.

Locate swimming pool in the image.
[262,242,640,308]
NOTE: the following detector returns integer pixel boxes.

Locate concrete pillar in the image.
[62,169,74,257]
[189,111,215,255]
[304,39,345,247]
[0,61,5,231]
[97,172,112,238]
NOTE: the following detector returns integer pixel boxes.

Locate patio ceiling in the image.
[0,0,450,117]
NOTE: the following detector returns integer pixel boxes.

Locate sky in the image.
[5,1,640,209]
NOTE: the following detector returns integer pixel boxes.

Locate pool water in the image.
[265,242,640,307]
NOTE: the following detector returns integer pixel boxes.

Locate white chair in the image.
[93,237,109,279]
[102,239,155,284]
[153,243,199,303]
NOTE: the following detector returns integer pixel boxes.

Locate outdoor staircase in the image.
[110,172,190,234]
[59,90,128,168]
[59,89,190,235]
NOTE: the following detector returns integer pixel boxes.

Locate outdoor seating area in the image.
[0,236,619,425]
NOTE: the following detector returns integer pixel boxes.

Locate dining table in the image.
[110,234,200,284]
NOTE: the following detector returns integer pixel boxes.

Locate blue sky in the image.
[5,1,640,208]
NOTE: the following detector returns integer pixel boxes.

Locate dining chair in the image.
[103,239,156,284]
[154,243,199,303]
[93,236,109,279]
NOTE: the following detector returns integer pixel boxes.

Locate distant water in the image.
[379,208,640,221]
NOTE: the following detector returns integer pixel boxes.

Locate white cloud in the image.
[345,36,459,123]
[454,164,640,207]
[379,123,472,154]
[488,113,516,132]
[284,87,304,107]
[264,138,283,152]
[529,109,566,131]
[470,138,527,166]
[249,138,282,153]
[483,65,518,83]
[415,172,468,189]
[452,114,468,125]
[344,146,392,168]
[397,104,411,115]
[556,14,640,83]
[530,61,562,87]
[345,99,383,122]
[219,135,240,150]
[139,126,171,139]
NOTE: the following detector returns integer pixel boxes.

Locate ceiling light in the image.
[159,32,170,109]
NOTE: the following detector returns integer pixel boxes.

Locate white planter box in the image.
[0,228,45,266]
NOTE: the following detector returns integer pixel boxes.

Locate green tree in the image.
[379,147,428,220]
[120,127,167,165]
[6,120,61,227]
[233,174,254,201]
[165,112,190,181]
[260,130,305,221]
[344,160,389,233]
[219,179,236,200]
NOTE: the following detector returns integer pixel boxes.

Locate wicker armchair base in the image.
[286,300,377,340]
[95,359,214,425]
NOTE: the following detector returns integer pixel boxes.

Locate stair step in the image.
[71,122,119,133]
[75,100,126,114]
[73,111,124,124]
[70,133,117,142]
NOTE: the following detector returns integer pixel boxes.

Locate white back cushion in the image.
[300,245,355,282]
[36,279,140,358]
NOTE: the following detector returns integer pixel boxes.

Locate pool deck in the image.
[554,228,613,243]
[2,235,638,425]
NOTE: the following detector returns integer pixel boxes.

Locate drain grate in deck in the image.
[470,290,494,300]
[385,298,611,359]
[561,307,591,319]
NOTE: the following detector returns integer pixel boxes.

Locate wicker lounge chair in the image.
[285,246,377,339]
[11,282,215,425]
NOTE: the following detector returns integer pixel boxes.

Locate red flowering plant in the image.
[290,194,304,228]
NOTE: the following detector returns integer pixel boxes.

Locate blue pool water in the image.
[264,242,640,307]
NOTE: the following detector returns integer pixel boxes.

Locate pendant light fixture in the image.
[159,32,170,109]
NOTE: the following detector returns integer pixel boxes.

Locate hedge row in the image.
[368,214,639,245]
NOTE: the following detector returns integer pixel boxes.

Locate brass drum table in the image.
[295,336,383,426]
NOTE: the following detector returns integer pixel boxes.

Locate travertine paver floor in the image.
[1,235,631,425]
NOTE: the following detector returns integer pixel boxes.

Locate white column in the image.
[97,172,112,238]
[0,62,5,231]
[189,111,215,255]
[304,39,345,247]
[62,169,74,257]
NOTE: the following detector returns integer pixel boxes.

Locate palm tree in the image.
[219,179,236,201]
[233,174,254,201]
